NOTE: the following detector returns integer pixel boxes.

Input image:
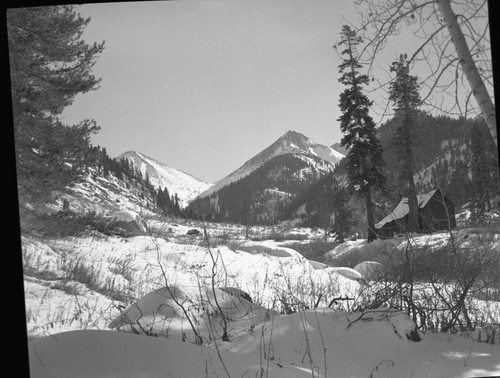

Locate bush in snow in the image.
[349,230,500,343]
[21,209,104,238]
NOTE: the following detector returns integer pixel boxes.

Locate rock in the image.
[220,287,253,303]
[110,210,146,233]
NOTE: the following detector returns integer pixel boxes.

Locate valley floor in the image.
[22,217,500,377]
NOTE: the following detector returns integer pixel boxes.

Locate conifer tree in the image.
[388,54,422,232]
[241,198,252,238]
[330,177,354,243]
[336,25,386,242]
[173,194,181,216]
[156,186,173,215]
[8,5,104,203]
[317,196,333,242]
[470,122,491,222]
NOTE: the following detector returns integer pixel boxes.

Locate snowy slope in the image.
[118,151,213,207]
[47,168,156,216]
[197,130,344,198]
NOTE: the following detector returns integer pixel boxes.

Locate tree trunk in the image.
[408,174,419,232]
[405,111,419,233]
[365,188,378,242]
[437,0,497,147]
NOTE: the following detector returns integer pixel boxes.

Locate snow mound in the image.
[330,266,364,281]
[354,261,385,280]
[308,260,328,269]
[27,329,271,378]
[110,285,275,343]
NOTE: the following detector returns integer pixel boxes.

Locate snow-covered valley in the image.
[23,216,500,378]
[19,136,500,378]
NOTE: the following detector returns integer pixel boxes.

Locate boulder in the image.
[220,287,253,303]
[109,210,146,234]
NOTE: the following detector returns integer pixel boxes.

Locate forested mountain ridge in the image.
[281,114,499,230]
[379,113,499,208]
[187,152,339,224]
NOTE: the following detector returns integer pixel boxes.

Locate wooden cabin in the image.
[375,189,456,238]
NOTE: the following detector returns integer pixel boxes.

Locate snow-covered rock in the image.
[109,210,146,232]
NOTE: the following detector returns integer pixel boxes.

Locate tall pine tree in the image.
[388,54,422,232]
[336,25,386,242]
[470,122,492,222]
[8,5,104,203]
[330,177,355,243]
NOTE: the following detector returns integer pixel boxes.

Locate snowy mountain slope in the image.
[118,151,213,207]
[197,130,344,199]
[47,168,156,216]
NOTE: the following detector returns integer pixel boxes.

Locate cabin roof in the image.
[375,189,438,229]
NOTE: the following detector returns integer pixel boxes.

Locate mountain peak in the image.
[282,130,303,138]
[196,130,344,199]
[279,130,311,144]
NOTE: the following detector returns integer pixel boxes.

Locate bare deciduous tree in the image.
[353,0,496,146]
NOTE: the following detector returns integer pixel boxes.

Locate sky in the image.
[58,0,491,183]
[57,0,363,183]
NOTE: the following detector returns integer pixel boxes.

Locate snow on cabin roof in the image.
[375,189,438,229]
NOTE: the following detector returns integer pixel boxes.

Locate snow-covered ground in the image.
[28,310,500,378]
[23,218,500,377]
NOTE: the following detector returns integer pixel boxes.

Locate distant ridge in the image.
[118,151,213,207]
